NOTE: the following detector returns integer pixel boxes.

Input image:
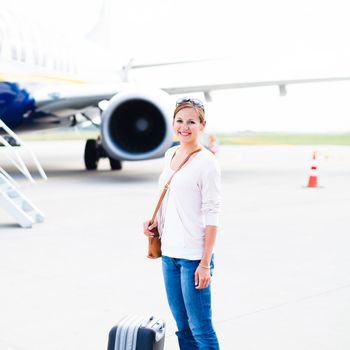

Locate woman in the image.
[144,97,221,349]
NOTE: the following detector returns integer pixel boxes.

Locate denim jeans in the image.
[162,256,219,350]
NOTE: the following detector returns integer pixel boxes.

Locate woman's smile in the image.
[178,130,191,136]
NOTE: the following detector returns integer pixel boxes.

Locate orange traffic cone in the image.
[307,152,318,187]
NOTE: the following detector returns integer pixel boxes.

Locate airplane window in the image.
[0,27,2,57]
[56,57,61,72]
[20,47,26,62]
[11,45,18,61]
[33,48,40,65]
[37,46,45,67]
[0,39,10,60]
[0,19,5,57]
[42,53,47,67]
[17,26,26,63]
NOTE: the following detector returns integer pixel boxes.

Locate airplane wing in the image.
[162,76,350,96]
[31,75,350,116]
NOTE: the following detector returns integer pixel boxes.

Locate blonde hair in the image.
[173,103,206,124]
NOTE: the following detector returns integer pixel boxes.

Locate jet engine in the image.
[101,87,174,162]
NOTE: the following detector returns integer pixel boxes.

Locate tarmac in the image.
[0,141,349,350]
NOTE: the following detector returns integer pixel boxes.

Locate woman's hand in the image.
[194,265,211,289]
[143,219,158,237]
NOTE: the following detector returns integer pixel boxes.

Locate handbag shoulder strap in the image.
[150,148,202,224]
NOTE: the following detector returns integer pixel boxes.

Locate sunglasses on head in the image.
[176,97,205,111]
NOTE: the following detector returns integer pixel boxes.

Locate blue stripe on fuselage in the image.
[0,82,35,129]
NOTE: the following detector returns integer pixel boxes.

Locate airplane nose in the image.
[0,82,35,129]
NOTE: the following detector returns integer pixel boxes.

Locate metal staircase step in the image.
[0,120,46,228]
[22,200,33,212]
[6,189,20,199]
[0,193,35,228]
[0,177,45,228]
[35,213,45,223]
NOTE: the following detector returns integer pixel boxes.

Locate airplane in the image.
[1,7,350,171]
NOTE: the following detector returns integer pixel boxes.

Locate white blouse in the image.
[157,146,221,260]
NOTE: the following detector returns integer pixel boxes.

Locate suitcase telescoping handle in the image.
[149,318,165,342]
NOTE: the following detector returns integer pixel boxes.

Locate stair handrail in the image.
[0,119,47,183]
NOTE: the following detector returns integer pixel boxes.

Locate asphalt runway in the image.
[0,141,350,350]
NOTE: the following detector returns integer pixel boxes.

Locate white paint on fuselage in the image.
[0,8,119,84]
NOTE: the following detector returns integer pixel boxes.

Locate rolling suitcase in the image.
[107,315,165,350]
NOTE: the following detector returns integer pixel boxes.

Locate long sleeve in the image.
[200,159,221,226]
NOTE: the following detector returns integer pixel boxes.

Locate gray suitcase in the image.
[107,315,165,350]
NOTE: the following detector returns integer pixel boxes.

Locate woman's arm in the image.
[196,156,221,289]
[195,225,218,289]
[201,225,218,266]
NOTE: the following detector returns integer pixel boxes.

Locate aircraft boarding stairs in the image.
[0,120,47,228]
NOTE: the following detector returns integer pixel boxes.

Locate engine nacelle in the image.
[101,87,174,161]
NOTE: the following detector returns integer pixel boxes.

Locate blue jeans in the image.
[162,256,219,350]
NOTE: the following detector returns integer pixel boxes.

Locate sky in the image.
[6,0,350,133]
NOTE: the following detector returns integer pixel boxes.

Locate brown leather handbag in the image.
[147,148,202,259]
